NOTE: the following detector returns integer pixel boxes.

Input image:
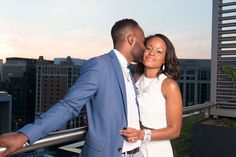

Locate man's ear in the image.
[127,34,135,46]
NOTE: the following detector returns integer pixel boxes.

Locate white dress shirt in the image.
[113,49,141,152]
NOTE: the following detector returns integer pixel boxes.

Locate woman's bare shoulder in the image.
[162,77,180,93]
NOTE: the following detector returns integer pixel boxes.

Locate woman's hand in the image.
[120,128,143,143]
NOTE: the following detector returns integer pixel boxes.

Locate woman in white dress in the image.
[120,34,182,157]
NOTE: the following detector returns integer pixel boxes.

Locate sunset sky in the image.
[0,0,212,62]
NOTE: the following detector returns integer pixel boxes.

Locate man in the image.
[0,18,145,157]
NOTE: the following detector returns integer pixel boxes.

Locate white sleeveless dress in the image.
[136,73,173,157]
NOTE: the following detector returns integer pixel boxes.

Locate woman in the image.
[120,34,182,157]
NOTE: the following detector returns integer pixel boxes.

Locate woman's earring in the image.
[162,64,165,71]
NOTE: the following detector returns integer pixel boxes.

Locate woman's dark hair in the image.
[136,34,180,80]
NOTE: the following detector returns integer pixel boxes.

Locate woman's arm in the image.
[148,78,182,140]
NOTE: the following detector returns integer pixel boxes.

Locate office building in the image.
[211,0,236,117]
[36,57,86,129]
[0,91,12,133]
[1,57,52,130]
[54,57,86,66]
[179,59,211,106]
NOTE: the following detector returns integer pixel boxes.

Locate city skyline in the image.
[0,0,212,62]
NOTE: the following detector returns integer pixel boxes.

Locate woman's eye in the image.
[145,47,151,51]
[156,48,163,53]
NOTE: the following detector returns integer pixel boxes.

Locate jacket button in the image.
[118,147,122,152]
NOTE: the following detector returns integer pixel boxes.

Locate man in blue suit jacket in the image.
[0,18,145,157]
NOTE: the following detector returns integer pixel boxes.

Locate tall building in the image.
[54,57,86,66]
[178,59,211,106]
[1,57,52,130]
[0,91,12,133]
[36,57,86,129]
[211,0,236,117]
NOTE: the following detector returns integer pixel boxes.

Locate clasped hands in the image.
[120,128,143,143]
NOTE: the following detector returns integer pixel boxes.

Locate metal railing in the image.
[183,101,215,118]
[0,126,87,155]
[0,102,216,155]
[183,101,215,113]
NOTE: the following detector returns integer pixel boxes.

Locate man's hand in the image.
[0,132,29,157]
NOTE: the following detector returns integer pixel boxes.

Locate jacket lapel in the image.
[108,51,128,122]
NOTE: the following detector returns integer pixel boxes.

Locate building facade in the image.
[0,91,12,133]
[211,0,236,117]
[0,57,52,130]
[36,57,86,129]
[179,59,211,106]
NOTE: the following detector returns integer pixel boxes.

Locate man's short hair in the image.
[111,19,140,45]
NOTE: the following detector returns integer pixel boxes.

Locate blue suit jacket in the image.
[19,50,132,157]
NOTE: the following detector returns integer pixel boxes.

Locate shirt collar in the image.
[113,49,128,68]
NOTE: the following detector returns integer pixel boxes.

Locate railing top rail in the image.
[0,126,87,154]
[183,101,216,113]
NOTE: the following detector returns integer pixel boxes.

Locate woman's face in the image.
[143,37,167,69]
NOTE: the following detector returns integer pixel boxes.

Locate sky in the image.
[0,0,212,62]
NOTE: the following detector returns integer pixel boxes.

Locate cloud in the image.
[172,33,211,59]
[0,26,112,61]
[0,29,211,61]
[0,0,212,61]
[51,7,70,17]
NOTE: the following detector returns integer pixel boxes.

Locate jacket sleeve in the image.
[18,57,101,144]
